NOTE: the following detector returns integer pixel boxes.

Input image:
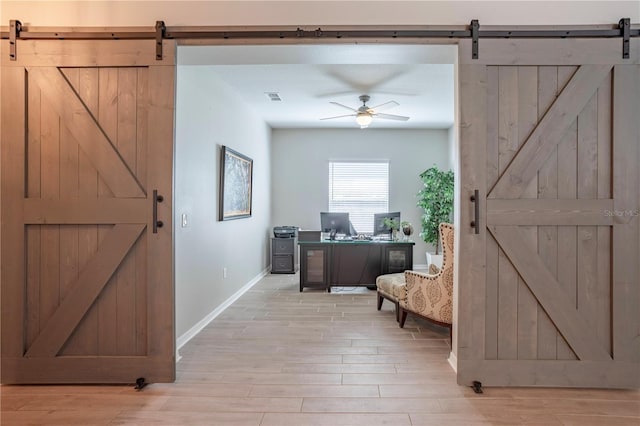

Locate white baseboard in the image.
[175,266,270,362]
[413,263,429,271]
[448,350,458,373]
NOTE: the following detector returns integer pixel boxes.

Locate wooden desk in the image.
[298,240,414,292]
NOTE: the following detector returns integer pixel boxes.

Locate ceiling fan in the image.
[320,94,410,128]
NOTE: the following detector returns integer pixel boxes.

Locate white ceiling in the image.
[178,44,456,129]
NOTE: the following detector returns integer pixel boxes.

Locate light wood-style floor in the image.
[2,272,639,425]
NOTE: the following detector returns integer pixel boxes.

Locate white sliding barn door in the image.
[456,39,639,388]
[1,39,176,383]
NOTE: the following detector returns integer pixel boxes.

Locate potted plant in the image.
[400,221,413,241]
[417,166,454,267]
[382,217,401,240]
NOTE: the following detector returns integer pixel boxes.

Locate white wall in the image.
[175,65,271,338]
[2,1,638,26]
[271,128,449,265]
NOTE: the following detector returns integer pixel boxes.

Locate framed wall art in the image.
[219,145,253,221]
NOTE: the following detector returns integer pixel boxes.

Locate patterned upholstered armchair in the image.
[376,272,406,322]
[399,223,454,336]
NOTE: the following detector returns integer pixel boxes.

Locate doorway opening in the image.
[173,43,460,367]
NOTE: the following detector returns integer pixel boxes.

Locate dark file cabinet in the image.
[382,244,413,274]
[299,245,331,292]
[271,237,298,274]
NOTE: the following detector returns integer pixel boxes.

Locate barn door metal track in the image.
[3,19,639,61]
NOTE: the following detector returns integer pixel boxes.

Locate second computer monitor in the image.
[373,212,401,236]
[320,212,352,236]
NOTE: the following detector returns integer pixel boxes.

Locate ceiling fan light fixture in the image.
[320,94,409,127]
[355,113,373,128]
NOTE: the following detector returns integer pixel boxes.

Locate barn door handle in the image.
[153,190,164,233]
[470,189,480,234]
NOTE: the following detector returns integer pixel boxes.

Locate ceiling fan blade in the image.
[329,102,358,112]
[370,100,399,112]
[316,90,355,99]
[374,112,410,121]
[320,114,356,120]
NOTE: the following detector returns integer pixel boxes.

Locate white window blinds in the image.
[328,161,389,234]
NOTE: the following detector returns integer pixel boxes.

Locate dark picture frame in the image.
[219,146,253,221]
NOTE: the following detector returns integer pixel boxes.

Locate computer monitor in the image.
[373,212,401,236]
[320,212,352,236]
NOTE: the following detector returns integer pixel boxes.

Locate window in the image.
[328,161,389,234]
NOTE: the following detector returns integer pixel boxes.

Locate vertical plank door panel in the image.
[135,67,149,356]
[65,68,100,356]
[96,67,120,357]
[59,101,80,306]
[576,92,600,346]
[555,66,579,360]
[146,64,175,372]
[536,66,559,360]
[456,63,489,362]
[1,67,27,359]
[596,70,612,355]
[515,66,538,360]
[116,68,139,355]
[26,78,42,349]
[496,66,518,360]
[484,66,500,360]
[39,96,61,336]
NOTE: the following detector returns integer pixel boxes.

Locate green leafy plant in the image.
[382,217,403,240]
[417,166,454,254]
[382,217,400,231]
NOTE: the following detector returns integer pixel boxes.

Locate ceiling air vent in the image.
[265,92,282,102]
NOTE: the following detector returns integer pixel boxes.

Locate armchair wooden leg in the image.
[395,302,400,322]
[377,292,384,311]
[398,306,408,328]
